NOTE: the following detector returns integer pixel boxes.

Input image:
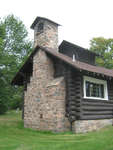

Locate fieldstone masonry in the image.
[24,50,70,131]
[34,20,58,49]
[24,18,70,131]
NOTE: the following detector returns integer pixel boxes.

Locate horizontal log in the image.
[75,96,81,99]
[75,79,81,83]
[66,85,75,88]
[82,101,113,107]
[80,115,113,120]
[69,96,76,99]
[68,94,76,97]
[69,105,80,109]
[68,91,76,94]
[76,93,81,96]
[76,108,81,112]
[82,110,113,115]
[76,112,81,117]
[75,90,80,93]
[69,106,76,110]
[75,77,81,80]
[69,112,82,118]
[82,99,113,104]
[69,103,80,107]
[66,90,76,93]
[69,111,76,115]
[67,87,75,90]
[75,83,81,86]
[69,98,76,101]
[68,90,76,93]
[75,86,81,89]
[76,99,81,102]
[82,106,113,111]
[76,103,81,107]
[75,78,81,81]
[69,101,76,105]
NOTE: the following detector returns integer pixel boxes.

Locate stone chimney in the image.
[31,17,60,50]
[24,17,70,132]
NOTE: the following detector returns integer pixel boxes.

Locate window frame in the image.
[83,76,108,100]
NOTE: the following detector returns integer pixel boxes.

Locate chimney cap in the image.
[30,16,61,29]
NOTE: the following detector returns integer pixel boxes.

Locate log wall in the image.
[81,99,113,120]
[80,76,113,120]
[53,60,113,121]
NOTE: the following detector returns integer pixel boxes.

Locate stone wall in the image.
[72,119,113,133]
[24,49,70,132]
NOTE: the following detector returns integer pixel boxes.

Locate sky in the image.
[1,0,113,48]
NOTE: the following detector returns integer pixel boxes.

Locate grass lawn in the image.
[0,111,113,150]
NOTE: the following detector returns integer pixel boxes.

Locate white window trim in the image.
[83,76,108,100]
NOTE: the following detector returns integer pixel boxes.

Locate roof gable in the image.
[59,40,99,65]
[59,40,98,56]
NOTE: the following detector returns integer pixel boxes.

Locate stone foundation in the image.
[72,119,113,133]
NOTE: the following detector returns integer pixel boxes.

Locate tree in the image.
[90,37,113,69]
[0,14,33,114]
[1,15,33,75]
[0,21,9,114]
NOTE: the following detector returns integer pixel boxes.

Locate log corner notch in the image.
[64,65,83,125]
[64,66,76,122]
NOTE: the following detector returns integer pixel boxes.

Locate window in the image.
[83,76,108,100]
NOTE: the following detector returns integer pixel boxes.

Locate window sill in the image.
[83,97,108,101]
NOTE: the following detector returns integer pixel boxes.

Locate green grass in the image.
[0,111,113,150]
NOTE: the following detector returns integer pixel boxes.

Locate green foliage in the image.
[90,37,113,69]
[10,87,23,110]
[0,111,113,150]
[0,79,8,114]
[3,15,32,61]
[0,14,33,114]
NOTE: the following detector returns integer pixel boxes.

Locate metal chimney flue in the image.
[73,54,76,62]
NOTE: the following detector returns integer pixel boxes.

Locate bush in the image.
[0,96,8,114]
[10,96,22,110]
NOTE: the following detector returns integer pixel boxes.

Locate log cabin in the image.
[11,17,113,133]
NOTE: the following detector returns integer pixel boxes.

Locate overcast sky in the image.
[1,0,113,48]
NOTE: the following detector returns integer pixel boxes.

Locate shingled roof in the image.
[42,47,113,77]
[11,45,113,85]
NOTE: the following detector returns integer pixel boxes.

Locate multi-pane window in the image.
[84,76,108,100]
[86,81,104,98]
